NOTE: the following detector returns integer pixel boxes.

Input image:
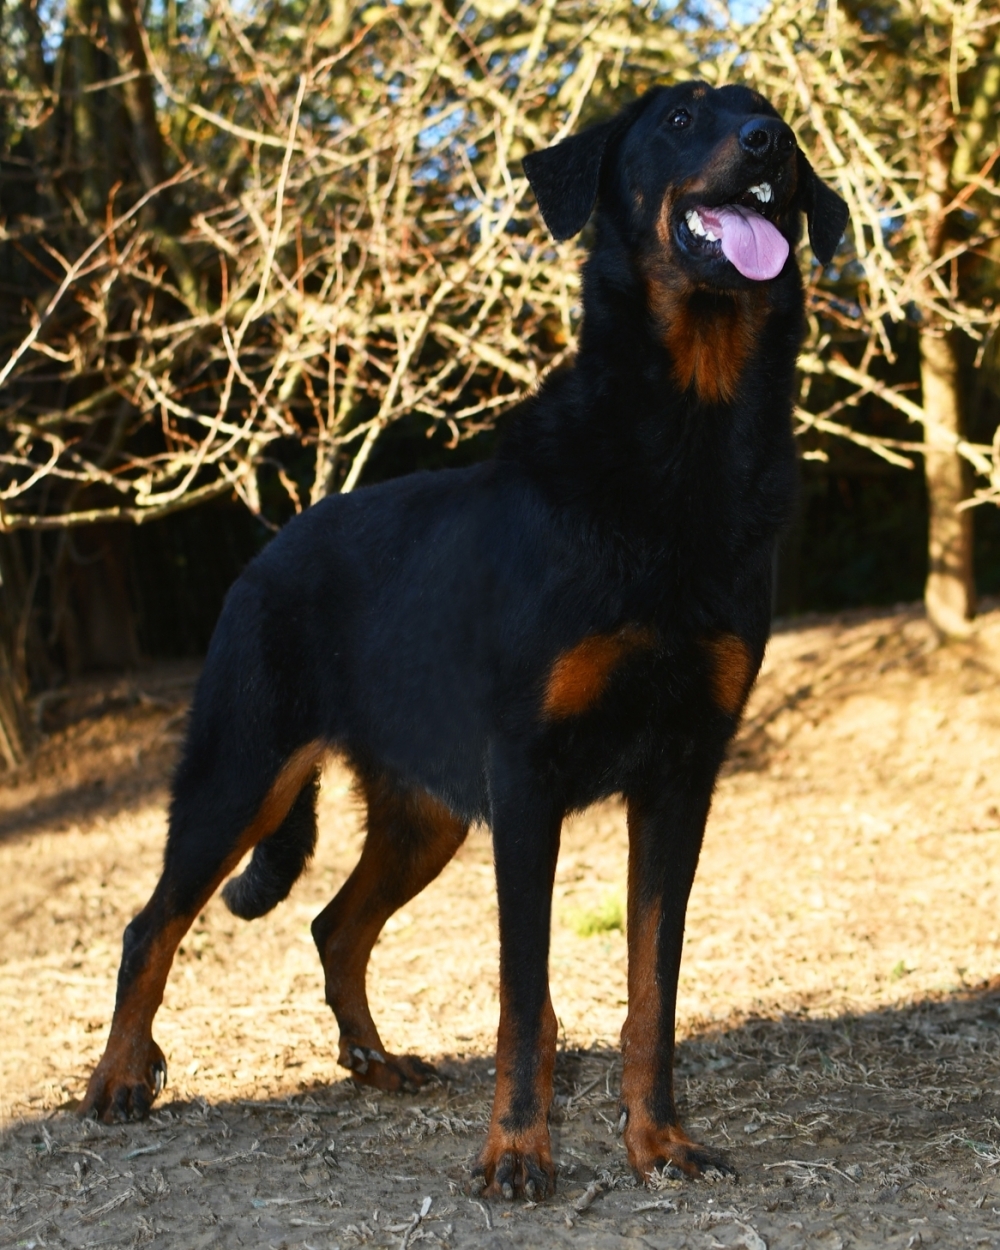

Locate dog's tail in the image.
[221,769,321,920]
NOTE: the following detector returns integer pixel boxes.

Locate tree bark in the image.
[19,0,63,216]
[0,633,29,771]
[0,539,34,771]
[920,327,975,637]
[919,86,975,639]
[105,0,165,191]
[66,0,104,213]
[921,30,1000,636]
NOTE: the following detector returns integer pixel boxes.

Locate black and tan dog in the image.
[80,80,847,1198]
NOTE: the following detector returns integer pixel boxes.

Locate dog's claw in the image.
[629,1129,734,1185]
[151,1057,167,1098]
[340,1042,437,1092]
[78,1036,167,1124]
[349,1046,371,1075]
[474,1140,555,1202]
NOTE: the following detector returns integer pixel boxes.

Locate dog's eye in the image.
[667,108,692,129]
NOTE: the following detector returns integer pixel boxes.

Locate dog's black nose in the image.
[738,117,795,160]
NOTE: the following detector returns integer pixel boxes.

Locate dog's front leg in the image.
[472,779,562,1201]
[620,749,734,1182]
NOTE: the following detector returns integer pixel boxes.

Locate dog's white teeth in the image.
[749,182,773,203]
[685,209,718,242]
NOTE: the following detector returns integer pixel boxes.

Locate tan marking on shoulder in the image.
[543,626,656,719]
[703,633,753,715]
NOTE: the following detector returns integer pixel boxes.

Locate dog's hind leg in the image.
[79,738,325,1122]
[311,774,468,1092]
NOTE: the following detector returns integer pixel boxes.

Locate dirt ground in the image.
[2,602,1000,1249]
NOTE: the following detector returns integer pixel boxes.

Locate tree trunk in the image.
[105,0,165,191]
[0,633,30,771]
[0,539,34,771]
[918,84,977,640]
[66,0,104,212]
[921,32,1000,636]
[920,326,975,637]
[20,0,60,211]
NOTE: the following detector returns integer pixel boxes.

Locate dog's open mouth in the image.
[678,182,789,281]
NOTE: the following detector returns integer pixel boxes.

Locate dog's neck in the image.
[576,215,802,406]
[500,218,802,550]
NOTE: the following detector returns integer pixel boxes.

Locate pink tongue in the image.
[699,205,789,280]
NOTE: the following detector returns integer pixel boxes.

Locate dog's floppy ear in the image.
[523,118,623,242]
[797,150,849,266]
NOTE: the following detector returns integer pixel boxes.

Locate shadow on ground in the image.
[0,667,197,845]
[4,985,999,1249]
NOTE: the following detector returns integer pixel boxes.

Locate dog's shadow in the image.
[39,980,1000,1184]
[3,985,997,1250]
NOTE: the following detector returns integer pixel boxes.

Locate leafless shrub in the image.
[1,0,996,538]
[0,0,700,529]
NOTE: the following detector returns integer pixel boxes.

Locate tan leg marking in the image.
[620,897,669,1176]
[621,807,727,1181]
[314,782,468,1092]
[621,896,707,1180]
[475,992,557,1200]
[80,740,326,1121]
[620,900,704,1178]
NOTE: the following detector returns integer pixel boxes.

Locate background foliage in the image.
[0,0,998,764]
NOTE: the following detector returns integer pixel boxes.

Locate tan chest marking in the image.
[542,626,656,719]
[662,292,762,405]
[702,633,753,715]
[647,189,766,406]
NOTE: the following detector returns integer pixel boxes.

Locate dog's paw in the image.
[471,1134,555,1201]
[340,1043,439,1093]
[625,1121,735,1183]
[78,1038,167,1123]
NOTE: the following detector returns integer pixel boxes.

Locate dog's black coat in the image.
[82,80,847,1192]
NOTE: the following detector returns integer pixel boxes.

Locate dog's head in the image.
[523,81,848,287]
